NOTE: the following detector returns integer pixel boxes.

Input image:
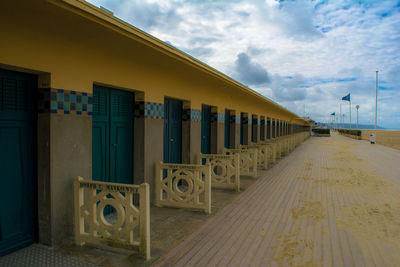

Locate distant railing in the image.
[223,148,258,178]
[74,177,150,260]
[155,162,211,214]
[239,144,269,169]
[258,141,276,164]
[198,153,240,192]
[337,129,361,139]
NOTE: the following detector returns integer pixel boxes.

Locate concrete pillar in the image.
[267,117,271,139]
[37,112,51,246]
[216,109,224,154]
[50,102,92,246]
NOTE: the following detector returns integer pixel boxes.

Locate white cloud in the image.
[87,0,400,129]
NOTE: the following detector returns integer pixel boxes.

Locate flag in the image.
[342,93,351,101]
[331,112,335,116]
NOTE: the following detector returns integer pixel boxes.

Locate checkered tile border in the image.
[235,116,240,124]
[191,109,201,122]
[38,88,93,115]
[144,102,164,119]
[217,113,225,123]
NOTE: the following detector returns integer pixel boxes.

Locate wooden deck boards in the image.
[154,133,400,267]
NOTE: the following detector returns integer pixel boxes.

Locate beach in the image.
[361,130,400,150]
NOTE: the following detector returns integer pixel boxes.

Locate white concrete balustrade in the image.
[73,177,150,260]
[198,153,240,192]
[239,144,269,170]
[223,148,258,178]
[155,162,212,214]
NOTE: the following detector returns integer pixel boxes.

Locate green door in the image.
[224,109,230,149]
[164,98,182,163]
[92,85,134,184]
[201,105,211,154]
[0,69,37,256]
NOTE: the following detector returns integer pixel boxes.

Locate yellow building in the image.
[0,0,310,255]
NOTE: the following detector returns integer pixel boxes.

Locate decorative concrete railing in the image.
[198,153,240,192]
[263,139,281,159]
[264,142,277,163]
[74,177,150,260]
[281,137,290,155]
[155,162,211,214]
[239,144,269,170]
[223,148,258,178]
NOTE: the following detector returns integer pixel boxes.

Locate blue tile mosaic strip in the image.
[144,102,164,119]
[217,113,225,123]
[235,116,240,124]
[191,109,201,122]
[38,88,92,115]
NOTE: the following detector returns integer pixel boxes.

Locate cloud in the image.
[89,0,183,31]
[386,67,400,86]
[270,74,308,102]
[273,1,324,40]
[87,0,400,129]
[233,53,271,86]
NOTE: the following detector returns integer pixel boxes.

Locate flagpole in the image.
[355,105,359,129]
[340,104,342,129]
[375,71,378,130]
[349,98,351,129]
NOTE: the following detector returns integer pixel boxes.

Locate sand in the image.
[273,137,400,266]
[361,129,400,150]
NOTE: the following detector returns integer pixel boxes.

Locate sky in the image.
[87,0,400,129]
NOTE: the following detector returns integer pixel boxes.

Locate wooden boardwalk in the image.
[154,133,400,267]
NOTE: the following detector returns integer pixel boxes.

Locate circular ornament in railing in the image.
[97,198,125,230]
[173,173,194,196]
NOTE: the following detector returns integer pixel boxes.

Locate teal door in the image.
[0,69,37,256]
[201,105,211,154]
[260,119,265,140]
[92,85,134,184]
[252,117,257,142]
[224,109,230,149]
[240,113,245,145]
[164,98,182,163]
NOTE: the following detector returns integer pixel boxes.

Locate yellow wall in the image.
[0,0,309,124]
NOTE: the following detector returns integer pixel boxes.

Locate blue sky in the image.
[88,0,400,129]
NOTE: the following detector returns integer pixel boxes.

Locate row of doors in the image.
[0,67,282,257]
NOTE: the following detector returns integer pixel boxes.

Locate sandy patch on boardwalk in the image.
[272,231,321,267]
[333,151,365,163]
[298,167,391,195]
[337,202,400,243]
[291,201,324,223]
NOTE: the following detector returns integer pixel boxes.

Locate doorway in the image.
[164,98,182,163]
[0,68,37,256]
[92,85,134,184]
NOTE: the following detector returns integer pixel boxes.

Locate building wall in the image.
[0,0,311,247]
